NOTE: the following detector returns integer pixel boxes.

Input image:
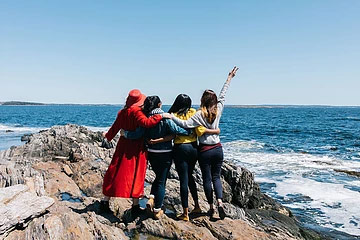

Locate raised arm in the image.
[104,111,123,141]
[133,107,162,128]
[218,66,239,112]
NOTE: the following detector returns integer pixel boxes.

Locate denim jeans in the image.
[148,152,172,209]
[173,142,198,208]
[198,146,224,204]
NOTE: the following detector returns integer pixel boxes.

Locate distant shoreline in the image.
[0,101,120,106]
[1,101,359,108]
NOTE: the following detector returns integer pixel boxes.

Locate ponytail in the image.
[200,90,218,124]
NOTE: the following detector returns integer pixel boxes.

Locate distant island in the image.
[0,101,45,106]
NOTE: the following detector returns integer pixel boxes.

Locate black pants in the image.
[173,143,198,208]
[198,146,223,204]
[148,152,172,209]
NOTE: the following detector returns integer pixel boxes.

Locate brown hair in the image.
[200,89,218,124]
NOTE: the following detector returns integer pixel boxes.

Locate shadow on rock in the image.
[70,200,121,224]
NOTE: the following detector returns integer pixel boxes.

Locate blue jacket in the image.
[125,108,191,152]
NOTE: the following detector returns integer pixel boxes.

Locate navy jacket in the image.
[125,108,191,152]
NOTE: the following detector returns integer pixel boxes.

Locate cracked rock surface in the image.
[0,124,324,240]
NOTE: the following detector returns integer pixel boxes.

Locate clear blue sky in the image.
[1,1,359,105]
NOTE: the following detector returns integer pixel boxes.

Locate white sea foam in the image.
[223,140,360,236]
[222,139,265,152]
[0,124,46,133]
[83,126,109,132]
[275,176,360,236]
[224,141,360,173]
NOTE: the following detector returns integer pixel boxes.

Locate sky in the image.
[0,1,359,105]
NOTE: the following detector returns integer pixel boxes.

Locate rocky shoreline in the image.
[0,124,327,240]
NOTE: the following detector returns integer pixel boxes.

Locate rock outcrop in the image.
[0,184,54,237]
[0,124,324,240]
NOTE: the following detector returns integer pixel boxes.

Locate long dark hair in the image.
[200,89,218,124]
[143,96,161,116]
[168,94,192,116]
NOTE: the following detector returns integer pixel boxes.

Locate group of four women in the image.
[101,67,238,221]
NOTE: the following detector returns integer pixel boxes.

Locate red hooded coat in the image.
[102,105,162,198]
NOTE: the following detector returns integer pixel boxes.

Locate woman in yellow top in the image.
[168,94,219,221]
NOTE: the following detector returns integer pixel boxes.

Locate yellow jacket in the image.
[174,108,206,144]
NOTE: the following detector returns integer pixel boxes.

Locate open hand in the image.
[228,66,239,79]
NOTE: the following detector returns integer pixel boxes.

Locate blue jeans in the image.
[198,146,224,204]
[148,152,172,209]
[173,142,198,208]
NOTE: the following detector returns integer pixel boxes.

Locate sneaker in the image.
[146,198,154,213]
[131,204,143,215]
[218,205,226,220]
[99,200,111,213]
[177,213,189,221]
[190,207,202,214]
[153,209,164,220]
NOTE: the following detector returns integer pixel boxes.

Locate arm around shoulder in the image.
[171,111,202,128]
[134,108,162,128]
[167,119,191,136]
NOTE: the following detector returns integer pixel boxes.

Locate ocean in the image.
[1,105,359,238]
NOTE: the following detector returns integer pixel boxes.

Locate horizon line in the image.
[1,101,360,107]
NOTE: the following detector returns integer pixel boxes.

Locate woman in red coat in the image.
[101,89,162,213]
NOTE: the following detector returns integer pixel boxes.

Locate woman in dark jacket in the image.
[124,95,190,219]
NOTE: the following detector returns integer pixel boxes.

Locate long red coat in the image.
[102,106,162,198]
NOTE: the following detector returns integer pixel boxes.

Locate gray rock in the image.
[20,134,32,142]
[0,185,54,237]
[62,164,73,177]
[0,124,324,240]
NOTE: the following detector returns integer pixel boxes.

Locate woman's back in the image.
[173,108,198,144]
[145,108,189,152]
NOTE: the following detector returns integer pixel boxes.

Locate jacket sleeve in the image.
[124,127,145,139]
[195,125,207,137]
[171,111,202,128]
[134,108,162,128]
[217,80,231,114]
[105,111,123,141]
[166,119,191,136]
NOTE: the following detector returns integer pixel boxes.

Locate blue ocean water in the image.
[1,105,360,238]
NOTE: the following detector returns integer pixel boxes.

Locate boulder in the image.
[0,185,54,237]
[20,134,32,142]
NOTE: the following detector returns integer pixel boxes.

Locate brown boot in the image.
[153,209,164,220]
[177,213,189,221]
[146,198,154,213]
